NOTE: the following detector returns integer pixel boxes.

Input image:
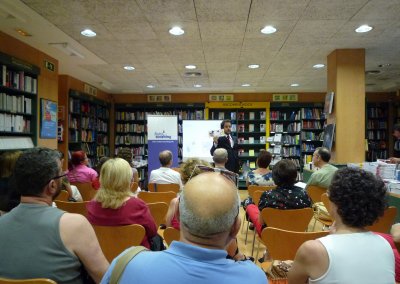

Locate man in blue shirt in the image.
[101,172,267,284]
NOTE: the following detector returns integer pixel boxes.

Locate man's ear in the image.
[45,179,57,196]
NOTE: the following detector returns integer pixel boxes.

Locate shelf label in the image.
[209,94,234,102]
[84,84,97,97]
[44,60,55,72]
[273,94,298,102]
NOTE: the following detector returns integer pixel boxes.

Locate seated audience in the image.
[149,150,183,190]
[92,156,110,190]
[57,150,82,201]
[306,147,338,189]
[67,150,98,183]
[0,147,108,283]
[87,158,158,249]
[246,159,311,235]
[0,150,22,214]
[246,150,274,187]
[288,167,395,283]
[212,148,229,169]
[117,148,140,186]
[101,172,266,284]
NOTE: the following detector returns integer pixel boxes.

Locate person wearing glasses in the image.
[210,119,240,173]
[101,172,266,284]
[306,147,337,189]
[0,148,109,283]
[289,167,394,283]
[67,150,98,183]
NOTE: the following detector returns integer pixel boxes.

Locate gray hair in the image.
[179,188,240,237]
[213,148,228,164]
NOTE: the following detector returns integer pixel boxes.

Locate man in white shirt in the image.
[149,150,183,190]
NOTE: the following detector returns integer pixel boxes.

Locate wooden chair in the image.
[70,182,97,201]
[131,182,139,193]
[54,200,89,218]
[55,190,69,201]
[367,206,397,233]
[148,183,180,193]
[306,185,327,203]
[138,191,177,205]
[93,224,146,262]
[0,278,57,284]
[147,202,169,228]
[163,227,180,246]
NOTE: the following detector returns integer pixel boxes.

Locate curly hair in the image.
[117,147,133,166]
[180,158,211,184]
[329,167,387,228]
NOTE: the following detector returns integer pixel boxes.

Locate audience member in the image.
[87,158,158,249]
[149,150,183,190]
[306,147,338,189]
[389,125,400,163]
[213,148,228,169]
[246,150,274,187]
[101,172,266,284]
[288,167,394,283]
[92,156,110,190]
[117,148,140,185]
[0,147,108,283]
[67,150,98,183]
[0,150,21,214]
[57,150,82,201]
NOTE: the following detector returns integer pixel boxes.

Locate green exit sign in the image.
[44,60,55,72]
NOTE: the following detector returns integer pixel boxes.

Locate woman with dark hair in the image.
[91,156,110,190]
[246,150,274,187]
[0,150,22,214]
[67,150,97,183]
[289,167,394,283]
[117,148,139,185]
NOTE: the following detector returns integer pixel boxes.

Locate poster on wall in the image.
[40,98,57,138]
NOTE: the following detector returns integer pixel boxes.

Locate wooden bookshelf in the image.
[366,103,388,161]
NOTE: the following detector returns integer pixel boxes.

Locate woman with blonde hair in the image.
[87,158,157,249]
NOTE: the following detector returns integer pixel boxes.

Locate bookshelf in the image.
[366,103,388,161]
[0,52,39,150]
[300,107,325,165]
[68,90,110,166]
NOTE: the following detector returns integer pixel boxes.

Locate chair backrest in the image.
[54,200,89,218]
[163,227,180,246]
[367,206,397,233]
[321,193,330,211]
[70,182,97,201]
[93,224,146,262]
[261,207,314,231]
[148,183,180,193]
[261,227,329,260]
[248,185,275,206]
[253,190,264,207]
[147,202,169,228]
[138,191,177,205]
[55,190,69,201]
[131,182,138,193]
[306,185,327,203]
[0,278,56,284]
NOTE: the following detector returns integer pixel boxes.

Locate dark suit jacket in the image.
[210,135,239,173]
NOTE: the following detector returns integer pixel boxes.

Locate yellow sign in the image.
[209,94,234,102]
[272,94,298,102]
[206,101,269,109]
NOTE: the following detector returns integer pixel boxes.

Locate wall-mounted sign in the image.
[84,83,97,97]
[209,94,234,102]
[44,60,55,72]
[272,94,298,102]
[147,95,171,102]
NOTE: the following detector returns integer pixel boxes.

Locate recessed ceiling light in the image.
[313,64,325,69]
[261,25,277,34]
[81,29,96,37]
[248,64,260,69]
[290,83,300,87]
[16,29,31,37]
[169,26,184,36]
[241,83,251,87]
[185,65,197,69]
[146,84,155,88]
[355,25,373,33]
[123,65,135,71]
[194,84,202,88]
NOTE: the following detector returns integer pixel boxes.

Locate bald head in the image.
[179,172,239,237]
[213,148,228,166]
[159,150,172,167]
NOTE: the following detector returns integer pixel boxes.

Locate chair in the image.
[55,190,69,201]
[70,182,96,201]
[138,191,177,205]
[0,278,57,284]
[367,206,397,233]
[54,200,89,218]
[163,227,180,246]
[131,182,139,193]
[148,183,180,193]
[147,202,169,228]
[306,185,327,203]
[93,224,145,262]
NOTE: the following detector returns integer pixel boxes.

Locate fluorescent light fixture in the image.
[48,42,84,59]
[261,25,277,34]
[16,28,31,37]
[248,64,260,69]
[194,84,202,88]
[313,64,325,69]
[123,65,135,71]
[169,26,184,36]
[81,29,96,37]
[290,83,300,87]
[241,83,251,87]
[146,84,155,89]
[355,24,373,33]
[185,64,197,69]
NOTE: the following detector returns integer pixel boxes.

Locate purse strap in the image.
[110,246,148,284]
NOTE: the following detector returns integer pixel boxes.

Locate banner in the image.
[147,115,179,181]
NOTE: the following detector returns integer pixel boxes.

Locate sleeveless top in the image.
[310,232,395,284]
[0,204,83,284]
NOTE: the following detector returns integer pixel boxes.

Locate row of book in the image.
[367,120,387,129]
[238,149,259,157]
[115,111,146,121]
[0,93,32,114]
[237,123,266,132]
[301,143,317,152]
[270,110,301,121]
[367,107,387,118]
[115,123,146,133]
[0,113,31,132]
[115,135,147,145]
[238,136,266,144]
[301,108,324,119]
[96,134,109,145]
[1,66,37,94]
[367,130,386,140]
[301,132,323,140]
[114,146,147,156]
[211,111,267,120]
[302,120,323,129]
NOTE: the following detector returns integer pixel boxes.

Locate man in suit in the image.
[210,119,239,173]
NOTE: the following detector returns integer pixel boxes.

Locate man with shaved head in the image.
[101,172,267,284]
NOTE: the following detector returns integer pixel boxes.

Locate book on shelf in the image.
[250,161,256,168]
[273,133,282,142]
[267,136,274,142]
[249,112,255,120]
[230,112,236,120]
[260,136,266,144]
[238,124,245,132]
[260,124,266,132]
[248,137,254,144]
[249,149,255,156]
[238,148,244,156]
[231,124,237,132]
[248,124,254,132]
[260,111,266,120]
[218,112,224,120]
[273,145,282,154]
[275,124,284,132]
[238,112,245,120]
[238,137,245,144]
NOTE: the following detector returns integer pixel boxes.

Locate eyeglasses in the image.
[42,171,67,188]
[188,165,239,187]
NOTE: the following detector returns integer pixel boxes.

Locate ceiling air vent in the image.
[184,71,202,78]
[365,70,381,75]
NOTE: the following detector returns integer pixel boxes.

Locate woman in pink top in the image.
[67,151,97,183]
[87,158,157,249]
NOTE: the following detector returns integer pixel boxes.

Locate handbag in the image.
[312,202,331,221]
[265,260,293,281]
